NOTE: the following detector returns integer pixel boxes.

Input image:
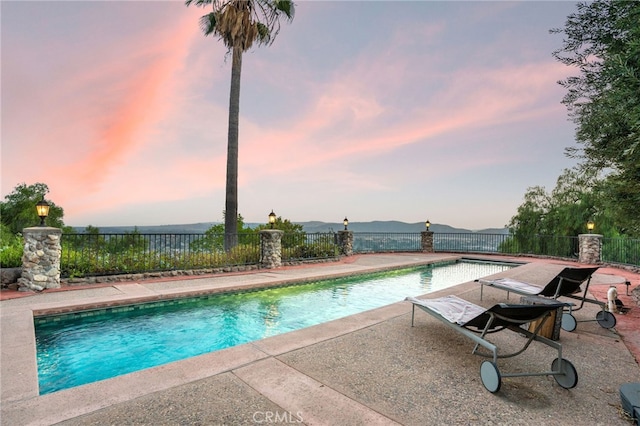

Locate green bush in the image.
[60,241,261,278]
[284,242,339,260]
[0,225,23,268]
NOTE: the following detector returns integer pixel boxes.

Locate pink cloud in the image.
[238,55,567,187]
[7,10,206,209]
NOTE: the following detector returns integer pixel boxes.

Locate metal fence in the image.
[484,234,580,259]
[433,233,511,253]
[60,231,339,278]
[602,237,640,267]
[281,232,339,261]
[60,232,261,278]
[59,231,639,278]
[350,232,566,255]
[352,233,422,253]
[352,232,627,262]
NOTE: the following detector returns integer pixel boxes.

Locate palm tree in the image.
[185,0,295,250]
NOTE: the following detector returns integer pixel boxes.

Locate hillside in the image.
[72,221,508,234]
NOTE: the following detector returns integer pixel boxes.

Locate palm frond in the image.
[185,0,213,7]
[199,13,217,37]
[255,22,271,44]
[188,0,294,50]
[273,0,294,20]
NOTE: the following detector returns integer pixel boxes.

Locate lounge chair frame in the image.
[477,266,615,331]
[406,295,578,393]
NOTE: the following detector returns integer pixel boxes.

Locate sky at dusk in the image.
[2,0,583,230]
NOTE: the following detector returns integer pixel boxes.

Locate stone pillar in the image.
[338,230,353,256]
[19,227,62,291]
[578,233,602,264]
[421,231,434,253]
[259,229,284,269]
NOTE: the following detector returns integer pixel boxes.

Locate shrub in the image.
[284,242,339,260]
[0,225,22,268]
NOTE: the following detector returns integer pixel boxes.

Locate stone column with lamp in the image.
[421,219,434,253]
[259,210,284,268]
[338,217,353,256]
[578,220,602,264]
[18,198,62,291]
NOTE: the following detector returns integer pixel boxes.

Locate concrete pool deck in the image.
[1,253,639,425]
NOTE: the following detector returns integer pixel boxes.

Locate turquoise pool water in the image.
[35,261,514,394]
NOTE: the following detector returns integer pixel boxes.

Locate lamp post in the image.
[422,219,434,253]
[579,220,601,264]
[261,210,283,268]
[36,197,50,227]
[268,210,277,229]
[21,196,62,291]
[338,217,353,256]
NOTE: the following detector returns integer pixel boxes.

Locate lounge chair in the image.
[405,295,578,393]
[476,266,615,331]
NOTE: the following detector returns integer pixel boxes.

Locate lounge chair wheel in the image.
[561,312,577,332]
[596,311,616,329]
[480,361,501,393]
[551,358,578,389]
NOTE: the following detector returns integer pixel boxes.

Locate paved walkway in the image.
[1,253,639,425]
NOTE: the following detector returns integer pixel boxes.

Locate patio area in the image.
[1,253,639,425]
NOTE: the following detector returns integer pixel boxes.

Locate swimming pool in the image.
[35,260,514,394]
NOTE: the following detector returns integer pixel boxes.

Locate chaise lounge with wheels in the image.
[405,295,578,393]
[476,266,615,332]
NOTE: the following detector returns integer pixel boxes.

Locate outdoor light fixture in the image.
[587,220,595,233]
[268,210,277,229]
[343,217,349,230]
[425,219,431,231]
[36,197,50,227]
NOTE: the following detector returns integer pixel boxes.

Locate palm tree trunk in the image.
[224,45,242,251]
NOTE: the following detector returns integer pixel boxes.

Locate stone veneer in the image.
[421,231,434,253]
[338,230,353,256]
[259,229,284,269]
[578,233,602,264]
[19,227,62,291]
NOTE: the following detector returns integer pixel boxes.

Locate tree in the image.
[254,213,305,247]
[551,0,640,235]
[0,183,64,234]
[185,0,295,251]
[254,214,303,234]
[506,168,618,251]
[190,213,254,252]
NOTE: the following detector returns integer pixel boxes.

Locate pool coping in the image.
[1,253,636,425]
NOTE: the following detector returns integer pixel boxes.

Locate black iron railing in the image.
[353,232,422,253]
[59,231,639,278]
[61,232,260,278]
[488,234,579,259]
[602,237,640,266]
[434,233,512,253]
[281,232,339,261]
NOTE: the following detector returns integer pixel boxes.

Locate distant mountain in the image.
[296,220,508,234]
[476,227,511,235]
[74,221,508,234]
[72,223,217,234]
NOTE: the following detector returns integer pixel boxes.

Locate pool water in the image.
[35,261,514,394]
